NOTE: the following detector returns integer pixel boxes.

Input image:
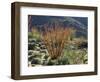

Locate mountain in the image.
[28,15,88,38]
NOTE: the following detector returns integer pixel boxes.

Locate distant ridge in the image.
[28,15,88,38]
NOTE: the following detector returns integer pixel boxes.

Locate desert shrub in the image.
[28,32,33,39]
[57,54,69,65]
[63,48,87,64]
[41,23,74,59]
[28,27,41,40]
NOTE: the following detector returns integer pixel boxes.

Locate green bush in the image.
[63,48,87,64]
[28,32,41,40]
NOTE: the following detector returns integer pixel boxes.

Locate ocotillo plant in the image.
[41,23,72,59]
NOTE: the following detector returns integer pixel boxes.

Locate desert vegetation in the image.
[28,16,88,67]
[41,23,73,59]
